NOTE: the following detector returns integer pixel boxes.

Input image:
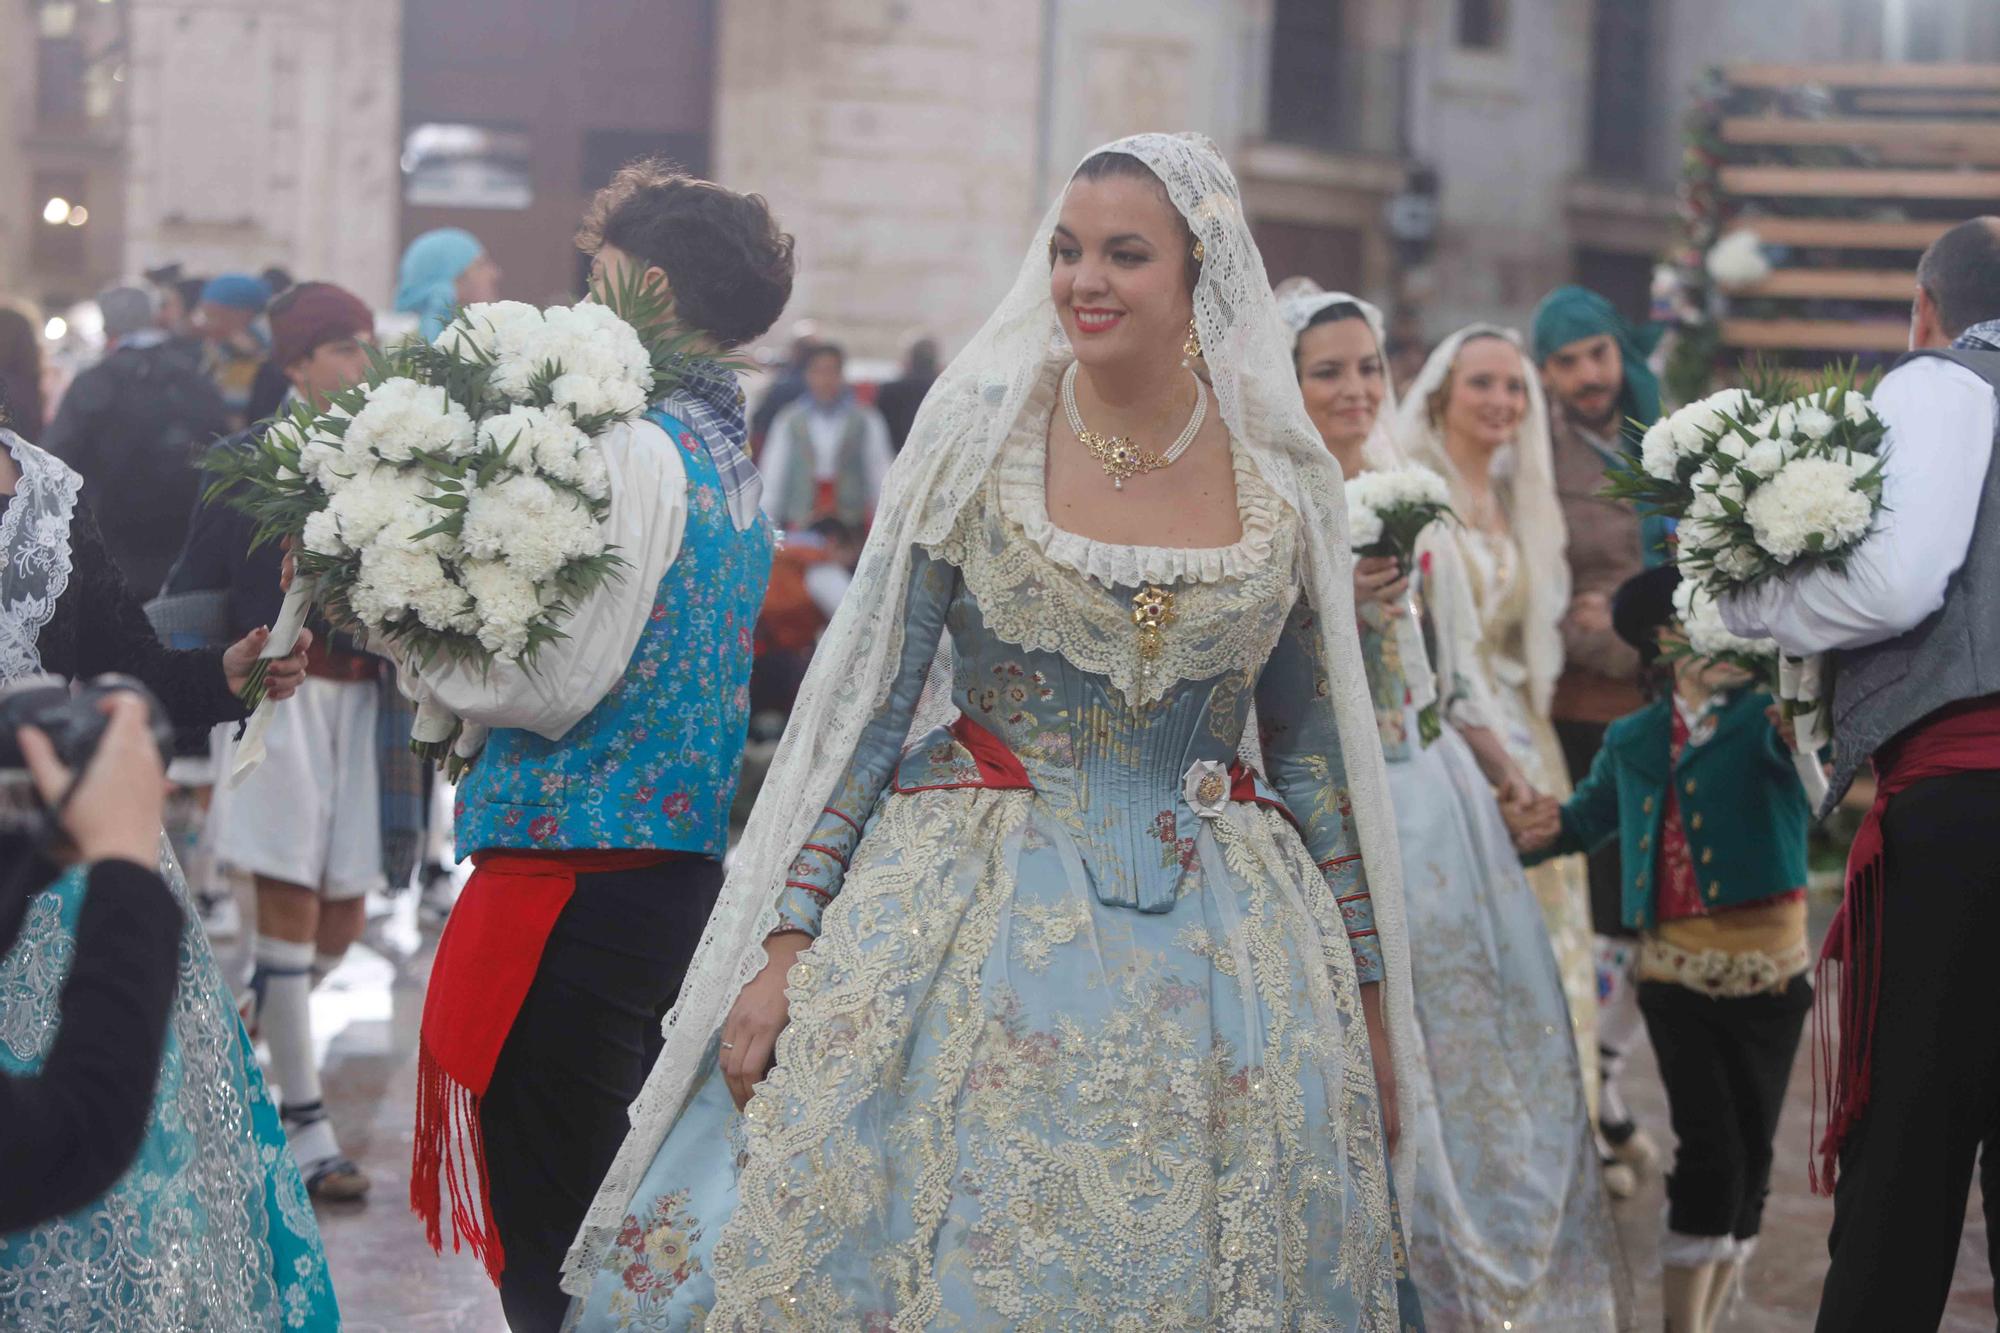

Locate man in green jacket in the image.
[1509,565,1811,1333]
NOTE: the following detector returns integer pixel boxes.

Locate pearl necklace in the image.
[1061,361,1208,490]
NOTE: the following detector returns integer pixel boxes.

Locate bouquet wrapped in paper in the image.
[1605,366,1888,801]
[209,273,706,778]
[1344,464,1455,743]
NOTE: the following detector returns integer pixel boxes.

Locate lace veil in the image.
[1392,325,1569,716]
[1274,279,1404,469]
[563,131,1420,1291]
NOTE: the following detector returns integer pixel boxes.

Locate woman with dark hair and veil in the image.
[1280,285,1622,1329]
[562,133,1426,1330]
[0,418,337,1328]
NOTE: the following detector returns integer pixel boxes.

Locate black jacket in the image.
[41,341,231,599]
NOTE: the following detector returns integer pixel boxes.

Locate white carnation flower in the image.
[1714,542,1763,582]
[462,558,550,659]
[1791,404,1837,442]
[1704,229,1772,292]
[342,377,477,463]
[1673,576,1776,659]
[1673,388,1763,457]
[349,543,471,635]
[461,473,605,582]
[1744,455,1875,563]
[1741,439,1787,480]
[479,404,595,484]
[302,508,347,557]
[1346,503,1385,551]
[1640,418,1679,480]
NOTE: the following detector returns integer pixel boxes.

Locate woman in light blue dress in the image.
[1279,285,1622,1329]
[564,135,1428,1330]
[0,426,338,1330]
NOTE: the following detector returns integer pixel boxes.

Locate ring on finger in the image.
[719,1040,736,1050]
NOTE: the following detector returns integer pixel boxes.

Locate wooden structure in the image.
[1703,63,2000,359]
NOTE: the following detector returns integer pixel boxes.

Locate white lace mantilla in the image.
[0,431,81,680]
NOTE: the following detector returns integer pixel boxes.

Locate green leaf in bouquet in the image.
[1416,704,1442,747]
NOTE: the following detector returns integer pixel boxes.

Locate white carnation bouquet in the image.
[1606,364,1888,803]
[1345,464,1456,743]
[211,271,710,774]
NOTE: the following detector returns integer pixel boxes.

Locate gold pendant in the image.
[1132,584,1177,661]
[1081,428,1159,490]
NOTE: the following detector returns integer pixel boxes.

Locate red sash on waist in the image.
[1811,694,2000,1193]
[410,849,669,1281]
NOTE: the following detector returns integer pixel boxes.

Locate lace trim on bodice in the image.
[994,363,1286,589]
[0,431,81,681]
[934,446,1302,710]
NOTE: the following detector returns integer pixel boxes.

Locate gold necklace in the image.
[1061,361,1208,490]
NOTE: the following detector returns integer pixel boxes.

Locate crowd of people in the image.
[1,130,1996,1333]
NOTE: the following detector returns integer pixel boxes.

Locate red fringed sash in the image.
[1811,696,2000,1193]
[411,849,667,1281]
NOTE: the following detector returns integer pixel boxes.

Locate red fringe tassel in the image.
[1809,855,1885,1196]
[410,1037,506,1282]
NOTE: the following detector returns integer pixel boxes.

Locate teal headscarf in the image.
[1531,284,1673,566]
[395,228,483,339]
[1530,284,1664,437]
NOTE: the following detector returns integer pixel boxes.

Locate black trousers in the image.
[478,858,724,1332]
[1555,718,1632,940]
[1816,771,2000,1332]
[1639,975,1811,1243]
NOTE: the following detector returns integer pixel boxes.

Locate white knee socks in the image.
[251,934,322,1113]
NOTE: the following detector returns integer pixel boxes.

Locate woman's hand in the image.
[721,930,811,1110]
[222,625,313,702]
[1360,981,1398,1156]
[1459,723,1533,806]
[1353,556,1410,615]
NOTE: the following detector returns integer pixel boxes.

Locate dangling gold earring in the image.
[1182,317,1203,367]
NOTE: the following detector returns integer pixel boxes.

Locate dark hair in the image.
[1291,300,1371,372]
[802,342,845,372]
[0,307,44,440]
[260,266,295,297]
[175,276,207,314]
[577,158,796,348]
[1917,217,2000,337]
[1064,151,1202,293]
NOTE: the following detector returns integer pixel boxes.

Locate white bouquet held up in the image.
[1605,363,1887,799]
[1344,464,1455,743]
[210,270,712,776]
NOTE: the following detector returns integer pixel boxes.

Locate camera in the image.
[0,675,173,833]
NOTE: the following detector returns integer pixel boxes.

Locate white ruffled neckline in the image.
[996,361,1286,588]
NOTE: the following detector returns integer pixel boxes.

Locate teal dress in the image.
[573,419,1422,1329]
[0,850,339,1330]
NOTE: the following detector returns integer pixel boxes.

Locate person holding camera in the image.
[0,691,184,1231]
[0,401,337,1328]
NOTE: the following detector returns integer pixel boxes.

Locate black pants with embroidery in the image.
[1816,771,2000,1331]
[479,858,724,1332]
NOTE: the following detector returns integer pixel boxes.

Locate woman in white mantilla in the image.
[1281,285,1623,1329]
[0,424,336,1329]
[1393,326,1602,1105]
[563,134,1426,1329]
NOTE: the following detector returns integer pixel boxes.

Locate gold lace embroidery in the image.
[936,478,1300,708]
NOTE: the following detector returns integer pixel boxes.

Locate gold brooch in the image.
[1132,585,1177,661]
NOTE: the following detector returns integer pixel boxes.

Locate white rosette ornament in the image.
[1344,464,1455,743]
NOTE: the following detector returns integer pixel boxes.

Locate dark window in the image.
[401,123,535,210]
[1266,0,1346,151]
[36,34,88,126]
[580,129,711,193]
[1588,0,1652,178]
[1573,247,1653,325]
[1458,0,1506,50]
[1251,219,1365,296]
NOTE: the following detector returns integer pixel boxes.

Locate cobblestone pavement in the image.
[296,888,1992,1330]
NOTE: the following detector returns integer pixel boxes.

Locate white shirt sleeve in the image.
[1719,357,1996,655]
[860,407,895,510]
[759,405,798,521]
[802,561,851,619]
[396,417,688,739]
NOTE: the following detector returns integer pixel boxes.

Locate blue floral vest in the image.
[454,410,773,857]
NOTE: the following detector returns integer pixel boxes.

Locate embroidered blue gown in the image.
[1357,580,1621,1329]
[573,403,1422,1329]
[0,849,340,1330]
